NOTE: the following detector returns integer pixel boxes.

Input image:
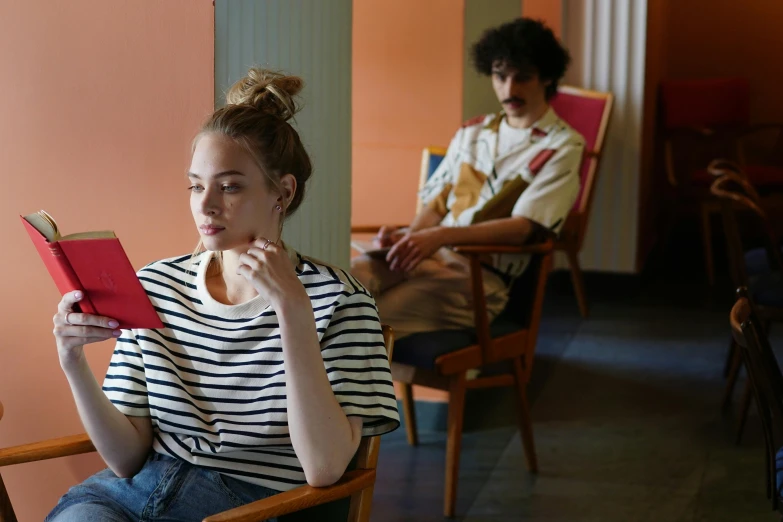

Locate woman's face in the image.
[188,133,282,254]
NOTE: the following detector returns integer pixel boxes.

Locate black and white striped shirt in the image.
[102,246,400,491]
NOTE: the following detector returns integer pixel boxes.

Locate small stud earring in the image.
[275,205,282,212]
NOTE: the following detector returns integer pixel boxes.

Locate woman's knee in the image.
[47,502,130,522]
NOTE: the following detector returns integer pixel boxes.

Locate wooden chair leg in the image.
[565,246,589,318]
[765,447,772,501]
[0,473,18,522]
[722,341,743,410]
[400,383,418,447]
[736,378,753,445]
[444,374,466,518]
[512,358,538,472]
[766,437,775,502]
[723,338,736,378]
[701,204,715,286]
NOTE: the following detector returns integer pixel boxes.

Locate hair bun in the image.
[225,68,304,121]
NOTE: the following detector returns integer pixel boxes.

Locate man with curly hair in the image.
[351,18,585,339]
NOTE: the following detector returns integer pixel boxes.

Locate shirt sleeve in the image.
[417,127,464,215]
[320,289,400,437]
[511,137,584,234]
[102,331,150,417]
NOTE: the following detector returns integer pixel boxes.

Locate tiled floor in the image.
[370,263,780,521]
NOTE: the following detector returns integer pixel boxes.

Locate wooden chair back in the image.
[438,241,553,376]
[415,147,448,214]
[660,77,749,188]
[488,243,552,374]
[549,86,614,247]
[709,170,783,290]
[730,292,783,511]
[661,77,750,132]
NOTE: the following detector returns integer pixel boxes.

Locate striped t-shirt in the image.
[102,245,400,492]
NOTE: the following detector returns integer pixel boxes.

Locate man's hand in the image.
[386,227,446,272]
[374,226,406,248]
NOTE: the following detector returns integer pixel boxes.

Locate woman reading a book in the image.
[45,68,399,522]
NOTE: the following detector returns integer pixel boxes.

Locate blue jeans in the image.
[46,452,280,522]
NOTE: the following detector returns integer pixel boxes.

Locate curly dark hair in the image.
[471,18,570,100]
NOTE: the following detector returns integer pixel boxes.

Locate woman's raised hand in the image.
[52,291,122,367]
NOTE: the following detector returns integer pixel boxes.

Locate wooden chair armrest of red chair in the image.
[202,469,376,522]
[350,225,408,234]
[443,240,553,370]
[0,433,95,468]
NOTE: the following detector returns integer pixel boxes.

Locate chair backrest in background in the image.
[416,147,447,213]
[730,294,783,511]
[660,77,750,129]
[550,86,614,216]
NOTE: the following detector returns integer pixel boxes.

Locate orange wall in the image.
[522,0,562,37]
[352,0,465,403]
[352,0,465,226]
[0,2,214,520]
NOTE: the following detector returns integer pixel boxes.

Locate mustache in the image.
[502,97,524,104]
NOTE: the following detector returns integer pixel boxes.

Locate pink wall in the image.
[0,2,214,519]
[352,0,465,226]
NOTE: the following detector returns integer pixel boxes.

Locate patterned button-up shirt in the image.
[419,107,585,279]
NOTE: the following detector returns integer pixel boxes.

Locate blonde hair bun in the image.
[225,68,303,121]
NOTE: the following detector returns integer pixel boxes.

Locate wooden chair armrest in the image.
[707,158,743,178]
[451,240,554,256]
[0,433,94,468]
[350,225,408,234]
[447,240,552,365]
[203,469,376,522]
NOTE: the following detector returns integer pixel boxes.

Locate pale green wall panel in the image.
[463,0,522,121]
[215,0,352,268]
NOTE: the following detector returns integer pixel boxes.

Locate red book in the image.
[21,210,164,330]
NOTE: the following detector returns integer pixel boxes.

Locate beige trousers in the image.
[350,247,509,340]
